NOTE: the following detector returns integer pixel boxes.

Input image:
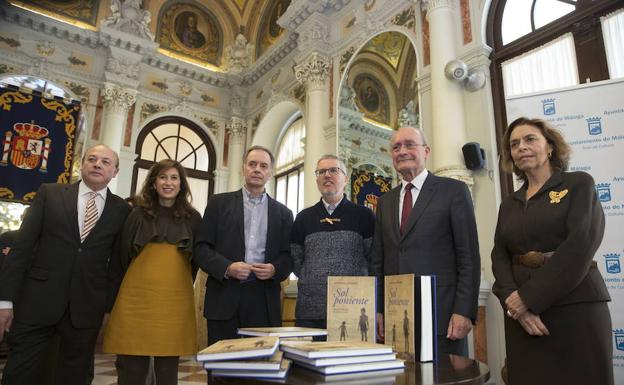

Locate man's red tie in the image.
[400,183,413,235]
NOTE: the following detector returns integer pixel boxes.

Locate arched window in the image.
[133,117,216,213]
[274,115,304,216]
[487,0,623,195]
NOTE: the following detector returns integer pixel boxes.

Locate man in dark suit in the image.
[195,145,293,345]
[370,127,480,356]
[0,144,130,385]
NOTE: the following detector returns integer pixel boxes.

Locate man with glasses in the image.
[370,127,480,356]
[290,155,375,338]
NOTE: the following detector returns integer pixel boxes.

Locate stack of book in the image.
[196,336,291,379]
[280,340,404,375]
[237,326,328,342]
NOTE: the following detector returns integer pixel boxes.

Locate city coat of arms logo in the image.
[1,121,52,172]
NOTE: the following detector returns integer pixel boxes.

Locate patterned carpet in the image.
[0,354,208,385]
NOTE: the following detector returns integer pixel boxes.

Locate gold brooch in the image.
[549,189,568,204]
[320,218,341,225]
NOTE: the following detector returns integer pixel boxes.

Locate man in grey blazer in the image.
[370,127,480,356]
[194,146,293,345]
[0,144,130,385]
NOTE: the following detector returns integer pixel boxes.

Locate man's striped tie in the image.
[81,192,98,242]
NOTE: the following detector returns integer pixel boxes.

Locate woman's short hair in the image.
[137,159,195,219]
[501,117,570,183]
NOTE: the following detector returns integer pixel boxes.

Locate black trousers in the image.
[115,355,179,385]
[206,279,272,345]
[1,309,99,385]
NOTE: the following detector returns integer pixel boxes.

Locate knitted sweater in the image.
[291,197,375,320]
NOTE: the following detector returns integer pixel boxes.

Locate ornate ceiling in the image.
[10,0,291,71]
[346,31,417,129]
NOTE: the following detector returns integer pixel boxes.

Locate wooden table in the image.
[208,354,490,385]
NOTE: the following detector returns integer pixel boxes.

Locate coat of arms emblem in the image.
[1,121,52,172]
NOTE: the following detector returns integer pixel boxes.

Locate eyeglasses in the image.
[315,167,344,177]
[391,142,427,153]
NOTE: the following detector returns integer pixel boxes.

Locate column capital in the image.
[102,83,136,113]
[295,53,330,90]
[226,117,247,143]
[422,0,456,14]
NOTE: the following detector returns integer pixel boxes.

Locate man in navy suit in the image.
[370,127,480,356]
[0,144,130,385]
[195,145,293,345]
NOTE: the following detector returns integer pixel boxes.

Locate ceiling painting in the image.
[157,2,222,67]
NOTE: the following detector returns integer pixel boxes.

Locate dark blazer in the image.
[194,189,293,326]
[370,172,481,334]
[491,171,610,312]
[0,182,130,328]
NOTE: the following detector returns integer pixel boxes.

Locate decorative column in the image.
[424,0,472,187]
[97,0,157,196]
[295,53,330,208]
[100,83,136,193]
[226,117,247,191]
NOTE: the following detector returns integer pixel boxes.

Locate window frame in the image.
[486,0,622,196]
[131,116,216,197]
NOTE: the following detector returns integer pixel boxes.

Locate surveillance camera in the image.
[444,60,468,82]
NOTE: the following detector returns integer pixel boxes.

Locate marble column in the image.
[226,117,246,192]
[100,82,136,194]
[424,0,472,186]
[294,53,330,208]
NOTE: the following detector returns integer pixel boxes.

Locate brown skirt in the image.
[103,243,197,356]
[504,301,613,385]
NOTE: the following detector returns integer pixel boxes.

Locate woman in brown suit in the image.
[491,117,613,385]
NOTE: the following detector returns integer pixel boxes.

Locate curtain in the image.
[502,33,578,97]
[602,8,624,79]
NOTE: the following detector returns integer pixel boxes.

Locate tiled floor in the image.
[0,354,208,385]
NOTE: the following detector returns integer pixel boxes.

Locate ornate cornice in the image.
[295,13,330,56]
[143,55,231,88]
[103,83,136,113]
[279,0,352,32]
[0,4,100,49]
[339,108,393,141]
[239,33,298,86]
[294,53,330,90]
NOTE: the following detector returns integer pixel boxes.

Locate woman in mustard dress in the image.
[103,159,201,385]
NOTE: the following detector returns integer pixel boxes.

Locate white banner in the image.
[506,78,624,383]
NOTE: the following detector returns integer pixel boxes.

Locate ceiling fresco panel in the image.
[157,2,223,66]
[11,0,100,26]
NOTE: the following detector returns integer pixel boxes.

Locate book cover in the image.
[284,352,396,367]
[295,358,405,375]
[279,341,392,358]
[202,350,283,371]
[384,274,437,362]
[211,358,292,379]
[238,326,327,338]
[326,276,376,343]
[196,336,278,362]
